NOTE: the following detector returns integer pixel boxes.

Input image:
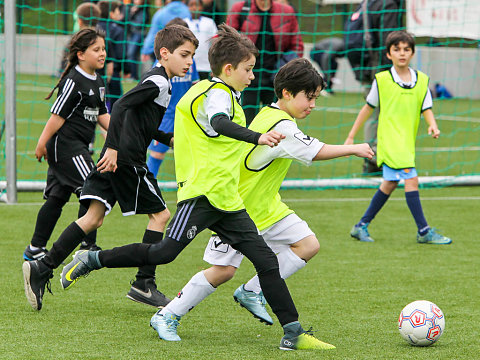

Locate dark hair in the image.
[76,3,101,28]
[274,58,324,99]
[208,24,259,77]
[385,31,416,54]
[46,28,105,100]
[98,0,122,19]
[165,17,189,28]
[153,24,199,60]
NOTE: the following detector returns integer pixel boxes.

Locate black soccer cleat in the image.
[22,260,53,311]
[126,278,171,308]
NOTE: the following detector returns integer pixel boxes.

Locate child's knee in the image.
[291,235,319,261]
[203,265,236,287]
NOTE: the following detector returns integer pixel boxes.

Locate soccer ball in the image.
[398,300,445,346]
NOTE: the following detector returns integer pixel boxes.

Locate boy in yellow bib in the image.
[61,25,334,351]
[345,31,452,245]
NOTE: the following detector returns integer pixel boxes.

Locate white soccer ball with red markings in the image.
[398,300,445,346]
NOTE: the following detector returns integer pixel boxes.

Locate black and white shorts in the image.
[165,196,261,246]
[79,164,167,216]
[44,153,94,201]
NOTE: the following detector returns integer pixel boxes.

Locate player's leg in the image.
[213,212,335,350]
[150,266,235,341]
[351,166,398,242]
[238,215,317,325]
[24,177,71,260]
[151,233,244,341]
[60,197,221,289]
[77,201,101,251]
[127,209,172,308]
[404,176,451,244]
[23,199,106,310]
[146,150,166,178]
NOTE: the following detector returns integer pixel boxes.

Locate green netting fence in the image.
[1,0,479,199]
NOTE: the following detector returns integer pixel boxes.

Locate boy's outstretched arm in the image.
[344,104,374,145]
[423,109,440,138]
[313,143,374,161]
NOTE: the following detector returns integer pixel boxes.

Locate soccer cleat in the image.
[23,245,48,261]
[150,310,181,341]
[417,228,452,245]
[60,250,100,290]
[126,278,171,308]
[79,241,102,251]
[22,260,53,310]
[233,284,273,325]
[279,329,336,351]
[350,224,374,242]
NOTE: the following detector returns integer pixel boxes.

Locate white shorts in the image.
[203,213,314,268]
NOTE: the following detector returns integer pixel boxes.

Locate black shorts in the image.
[44,153,94,201]
[79,164,166,216]
[166,196,260,246]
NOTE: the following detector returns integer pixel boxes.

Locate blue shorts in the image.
[382,164,417,181]
[148,115,174,153]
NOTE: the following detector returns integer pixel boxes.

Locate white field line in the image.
[3,196,480,206]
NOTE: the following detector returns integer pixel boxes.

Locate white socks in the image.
[161,271,216,317]
[243,247,306,294]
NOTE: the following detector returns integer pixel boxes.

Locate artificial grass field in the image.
[1,187,479,359]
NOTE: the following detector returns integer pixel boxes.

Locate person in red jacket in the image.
[227,0,303,125]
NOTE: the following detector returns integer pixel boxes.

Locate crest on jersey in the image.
[186,225,197,240]
[99,87,105,102]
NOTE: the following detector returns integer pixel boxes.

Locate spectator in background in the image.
[126,0,150,80]
[227,0,303,125]
[201,0,224,26]
[98,1,128,111]
[185,0,217,80]
[141,0,191,63]
[310,38,345,94]
[344,0,403,174]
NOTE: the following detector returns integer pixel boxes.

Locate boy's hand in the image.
[258,131,286,147]
[354,143,375,159]
[97,148,118,173]
[35,143,47,162]
[428,126,440,138]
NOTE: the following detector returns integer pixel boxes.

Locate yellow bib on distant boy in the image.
[240,106,295,231]
[375,70,429,169]
[174,80,246,212]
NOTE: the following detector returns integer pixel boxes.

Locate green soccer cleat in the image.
[279,329,336,351]
[417,228,452,245]
[60,250,101,290]
[233,284,273,325]
[150,310,182,341]
[350,224,374,242]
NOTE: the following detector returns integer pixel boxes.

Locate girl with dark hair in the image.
[23,28,110,261]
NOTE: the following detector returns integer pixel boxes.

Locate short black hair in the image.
[385,31,416,54]
[208,24,259,77]
[154,24,199,60]
[274,58,325,99]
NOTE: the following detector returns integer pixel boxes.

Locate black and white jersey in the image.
[104,63,172,166]
[47,65,107,160]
